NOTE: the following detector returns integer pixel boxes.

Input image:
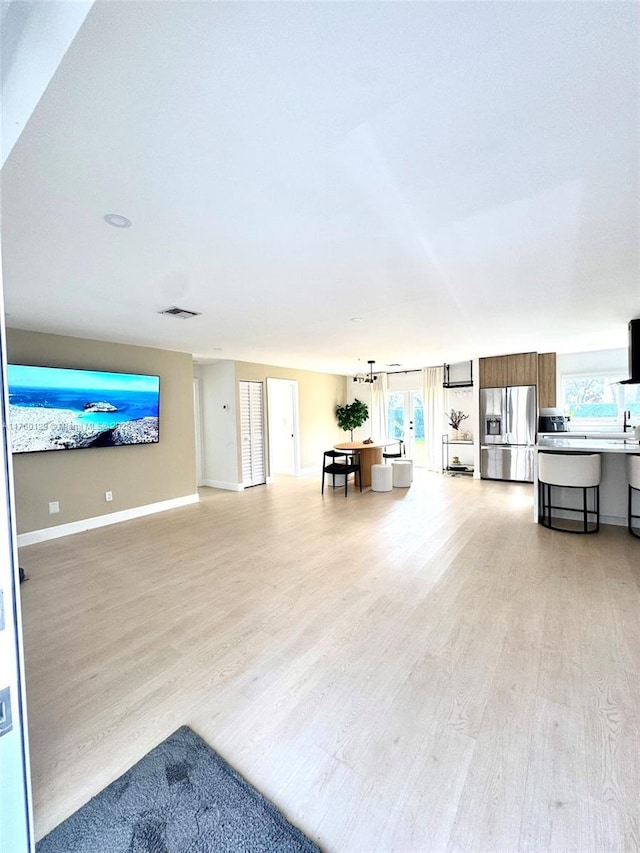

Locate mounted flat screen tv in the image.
[7,364,160,454]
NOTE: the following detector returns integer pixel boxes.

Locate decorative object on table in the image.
[35,726,319,853]
[451,456,460,465]
[363,438,374,444]
[336,398,369,440]
[448,408,469,440]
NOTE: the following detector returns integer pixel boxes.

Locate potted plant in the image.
[448,409,469,440]
[336,398,369,441]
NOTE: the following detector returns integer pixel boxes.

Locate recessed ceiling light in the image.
[350,317,362,323]
[103,213,132,228]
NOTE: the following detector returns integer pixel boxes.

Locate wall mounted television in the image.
[7,364,160,454]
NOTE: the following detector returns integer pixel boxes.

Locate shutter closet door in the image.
[240,380,266,487]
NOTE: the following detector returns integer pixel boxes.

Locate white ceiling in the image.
[2,0,638,375]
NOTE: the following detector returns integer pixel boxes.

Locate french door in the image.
[386,390,425,465]
[239,381,266,487]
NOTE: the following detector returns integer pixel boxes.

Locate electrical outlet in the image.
[48,501,59,514]
[105,491,113,502]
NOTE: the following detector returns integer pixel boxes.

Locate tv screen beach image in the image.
[8,365,160,453]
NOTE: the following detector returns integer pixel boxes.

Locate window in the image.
[561,373,640,428]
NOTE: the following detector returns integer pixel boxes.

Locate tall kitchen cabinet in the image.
[479,352,537,388]
[537,353,557,408]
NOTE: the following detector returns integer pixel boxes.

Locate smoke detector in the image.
[159,307,202,319]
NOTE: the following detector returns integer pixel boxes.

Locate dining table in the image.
[333,440,398,487]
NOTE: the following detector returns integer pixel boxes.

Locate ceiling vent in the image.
[159,307,202,319]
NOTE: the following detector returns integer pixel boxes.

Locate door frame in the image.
[0,280,34,850]
[192,377,204,486]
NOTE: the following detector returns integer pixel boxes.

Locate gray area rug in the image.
[36,725,321,853]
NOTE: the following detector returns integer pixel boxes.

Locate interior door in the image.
[386,391,425,465]
[239,380,266,487]
[266,378,299,476]
[0,309,33,850]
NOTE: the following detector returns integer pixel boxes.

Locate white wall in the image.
[1,0,94,164]
[556,347,626,377]
[196,361,240,490]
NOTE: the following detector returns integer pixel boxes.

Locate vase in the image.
[450,429,460,441]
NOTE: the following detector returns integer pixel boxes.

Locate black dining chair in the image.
[321,450,362,496]
[383,439,404,463]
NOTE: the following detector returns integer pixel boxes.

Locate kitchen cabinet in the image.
[479,352,537,387]
[507,352,537,386]
[479,356,509,387]
[537,352,556,408]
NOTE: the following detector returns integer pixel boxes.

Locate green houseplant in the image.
[336,398,369,440]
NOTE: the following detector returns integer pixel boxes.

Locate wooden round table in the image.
[334,440,398,487]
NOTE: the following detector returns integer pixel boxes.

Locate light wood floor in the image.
[19,471,640,851]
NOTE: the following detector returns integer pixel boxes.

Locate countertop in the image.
[537,436,640,454]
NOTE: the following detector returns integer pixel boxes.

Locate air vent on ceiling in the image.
[159,307,202,319]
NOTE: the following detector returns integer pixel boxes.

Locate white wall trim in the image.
[201,479,243,492]
[17,493,200,547]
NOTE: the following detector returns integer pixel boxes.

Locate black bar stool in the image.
[627,455,640,539]
[538,452,601,534]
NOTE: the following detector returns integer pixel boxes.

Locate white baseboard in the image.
[602,514,626,528]
[201,479,243,492]
[17,493,200,547]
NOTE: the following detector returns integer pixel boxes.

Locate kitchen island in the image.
[535,436,640,527]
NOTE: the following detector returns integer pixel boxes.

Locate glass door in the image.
[386,391,425,465]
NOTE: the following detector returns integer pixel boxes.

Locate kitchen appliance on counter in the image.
[539,407,568,432]
[480,385,536,482]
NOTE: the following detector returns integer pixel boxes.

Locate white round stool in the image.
[627,455,640,539]
[392,460,412,488]
[401,458,414,481]
[538,452,601,534]
[371,463,393,492]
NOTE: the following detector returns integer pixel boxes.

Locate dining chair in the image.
[321,450,362,496]
[383,439,404,463]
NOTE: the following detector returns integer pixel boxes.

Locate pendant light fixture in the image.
[367,359,377,441]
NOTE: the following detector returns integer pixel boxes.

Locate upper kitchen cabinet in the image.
[479,355,508,387]
[507,352,538,386]
[479,352,537,388]
[537,352,557,408]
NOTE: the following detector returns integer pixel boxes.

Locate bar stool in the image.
[392,460,412,488]
[538,452,601,534]
[627,455,640,539]
[371,463,393,492]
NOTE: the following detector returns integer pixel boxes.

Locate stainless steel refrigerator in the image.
[480,385,537,482]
